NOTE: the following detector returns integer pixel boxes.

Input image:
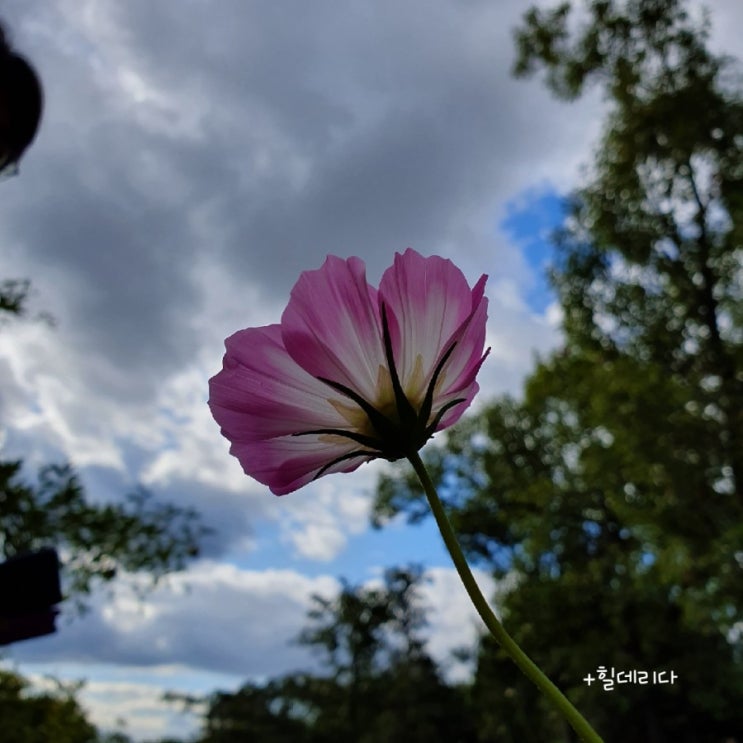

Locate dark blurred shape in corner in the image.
[0,21,57,645]
[0,548,63,645]
[0,18,43,177]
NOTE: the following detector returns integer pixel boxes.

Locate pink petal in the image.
[232,435,374,496]
[431,275,490,428]
[281,256,387,402]
[435,275,489,396]
[379,249,488,408]
[209,325,374,494]
[209,325,353,442]
[435,381,481,431]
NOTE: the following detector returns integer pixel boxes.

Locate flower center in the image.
[294,304,467,479]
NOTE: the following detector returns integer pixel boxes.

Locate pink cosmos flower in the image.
[208,249,489,495]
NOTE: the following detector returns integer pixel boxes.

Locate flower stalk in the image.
[406,449,603,743]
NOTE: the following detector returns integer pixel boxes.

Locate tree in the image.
[0,668,98,743]
[296,567,424,741]
[199,678,313,743]
[512,0,743,632]
[0,461,206,610]
[374,1,743,739]
[514,0,743,500]
[297,566,475,743]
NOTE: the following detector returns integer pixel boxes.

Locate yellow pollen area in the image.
[326,364,401,435]
[328,397,372,431]
[403,353,427,406]
[402,352,447,410]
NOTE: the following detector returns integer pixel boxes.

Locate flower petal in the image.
[430,274,490,429]
[379,249,488,407]
[232,435,374,495]
[281,255,387,402]
[209,325,375,494]
[434,274,489,396]
[209,325,353,442]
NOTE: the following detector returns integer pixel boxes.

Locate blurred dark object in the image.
[0,547,62,645]
[0,20,43,176]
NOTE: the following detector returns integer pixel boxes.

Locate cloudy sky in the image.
[1,0,742,739]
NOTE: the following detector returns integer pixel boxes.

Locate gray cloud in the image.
[0,0,602,556]
[3,1,595,375]
[11,565,338,677]
[8,563,494,682]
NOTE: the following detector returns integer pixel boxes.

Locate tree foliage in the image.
[514,0,743,495]
[0,278,31,317]
[0,668,98,743]
[0,460,206,609]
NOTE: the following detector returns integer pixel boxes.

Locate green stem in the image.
[406,450,603,743]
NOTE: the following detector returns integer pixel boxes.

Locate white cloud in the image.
[422,566,498,682]
[274,467,378,561]
[11,666,220,743]
[10,563,339,677]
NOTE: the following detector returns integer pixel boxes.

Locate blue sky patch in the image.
[500,187,568,314]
